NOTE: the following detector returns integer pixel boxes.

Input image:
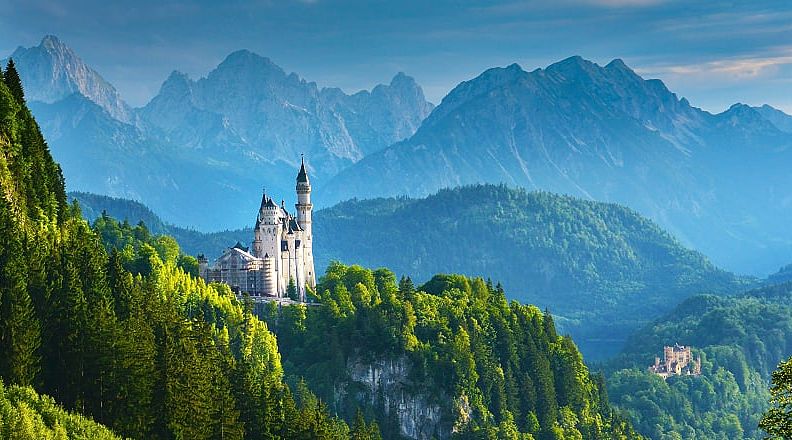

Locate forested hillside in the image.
[0,60,362,439]
[605,281,792,439]
[312,186,746,358]
[71,186,748,359]
[70,191,247,257]
[260,264,643,439]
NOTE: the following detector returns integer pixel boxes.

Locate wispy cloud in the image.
[638,51,792,81]
[578,0,668,7]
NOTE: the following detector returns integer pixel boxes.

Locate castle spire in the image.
[297,154,309,184]
[260,187,267,208]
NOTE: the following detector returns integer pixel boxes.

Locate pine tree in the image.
[0,250,41,387]
[287,277,298,301]
[3,59,24,104]
[398,276,415,300]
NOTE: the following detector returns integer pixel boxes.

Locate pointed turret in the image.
[297,154,309,184]
[294,155,315,289]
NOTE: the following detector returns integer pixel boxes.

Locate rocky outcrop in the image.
[341,356,447,439]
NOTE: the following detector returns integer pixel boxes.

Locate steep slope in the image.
[606,281,792,439]
[753,104,792,133]
[3,35,132,122]
[324,57,792,275]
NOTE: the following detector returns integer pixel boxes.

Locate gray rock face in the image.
[343,356,447,439]
[139,50,434,180]
[5,35,133,123]
[325,56,792,275]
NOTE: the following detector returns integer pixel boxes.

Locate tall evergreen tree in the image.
[0,248,41,387]
[3,59,24,104]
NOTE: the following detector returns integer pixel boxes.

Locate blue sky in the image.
[2,0,792,112]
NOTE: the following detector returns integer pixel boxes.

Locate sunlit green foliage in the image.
[760,357,792,439]
[0,380,121,440]
[265,263,643,440]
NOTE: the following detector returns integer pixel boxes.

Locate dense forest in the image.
[605,281,792,439]
[259,264,643,439]
[0,60,376,439]
[72,186,748,359]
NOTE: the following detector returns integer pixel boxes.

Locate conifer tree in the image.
[3,59,24,104]
[0,249,41,387]
[287,277,298,301]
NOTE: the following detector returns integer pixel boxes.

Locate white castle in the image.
[198,158,316,300]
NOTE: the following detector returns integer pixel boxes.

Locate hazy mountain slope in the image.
[3,35,132,122]
[324,57,792,275]
[71,191,250,257]
[753,104,792,133]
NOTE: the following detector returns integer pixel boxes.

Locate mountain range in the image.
[4,35,433,229]
[7,35,792,275]
[324,57,792,275]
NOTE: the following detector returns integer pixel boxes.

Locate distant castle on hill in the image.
[198,157,316,300]
[648,344,701,379]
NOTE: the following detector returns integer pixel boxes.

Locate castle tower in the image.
[295,156,316,288]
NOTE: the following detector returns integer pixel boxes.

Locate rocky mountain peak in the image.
[4,35,132,123]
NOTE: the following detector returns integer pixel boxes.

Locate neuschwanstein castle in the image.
[198,158,316,300]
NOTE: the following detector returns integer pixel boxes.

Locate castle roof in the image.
[288,218,303,233]
[232,241,249,252]
[296,156,309,183]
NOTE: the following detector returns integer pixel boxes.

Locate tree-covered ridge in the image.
[0,380,121,439]
[69,191,250,261]
[605,281,792,439]
[263,263,643,440]
[0,60,366,439]
[313,185,746,358]
[71,185,748,359]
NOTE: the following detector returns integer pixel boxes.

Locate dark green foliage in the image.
[760,357,792,439]
[3,59,24,104]
[287,277,299,301]
[71,191,249,258]
[606,282,792,439]
[265,262,644,440]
